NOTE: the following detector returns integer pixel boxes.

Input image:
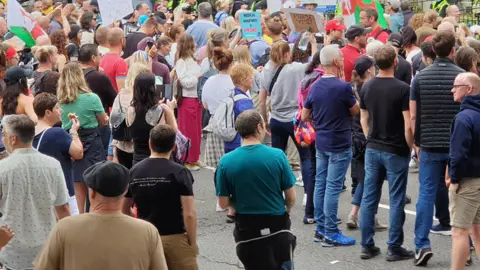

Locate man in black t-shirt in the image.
[123,124,199,269]
[359,45,414,261]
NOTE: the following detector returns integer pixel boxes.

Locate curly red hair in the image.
[49,30,68,57]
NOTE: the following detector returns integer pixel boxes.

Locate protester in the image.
[125,124,198,270]
[359,45,413,260]
[31,45,58,94]
[110,63,150,169]
[410,31,464,266]
[33,93,84,216]
[48,30,68,72]
[360,7,389,44]
[448,72,480,270]
[400,26,421,63]
[100,27,128,92]
[134,38,172,84]
[454,47,479,73]
[325,20,346,47]
[166,24,186,66]
[156,36,174,70]
[387,32,413,85]
[35,161,169,270]
[124,17,162,59]
[386,0,404,33]
[186,2,218,49]
[446,5,461,22]
[216,109,296,269]
[66,24,81,61]
[342,25,369,82]
[57,62,108,214]
[0,114,70,270]
[126,72,177,165]
[79,11,96,46]
[95,26,110,56]
[199,28,228,73]
[1,66,37,122]
[175,34,202,171]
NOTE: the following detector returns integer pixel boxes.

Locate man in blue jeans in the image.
[302,45,359,246]
[359,45,414,261]
[410,31,463,266]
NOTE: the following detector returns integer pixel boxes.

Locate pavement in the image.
[192,139,475,270]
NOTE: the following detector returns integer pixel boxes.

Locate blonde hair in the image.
[231,63,254,86]
[233,45,252,66]
[221,16,236,34]
[216,0,229,11]
[34,45,57,63]
[57,62,91,104]
[207,28,228,59]
[423,10,438,24]
[129,51,149,66]
[409,13,425,30]
[270,41,290,65]
[177,34,196,60]
[125,63,151,92]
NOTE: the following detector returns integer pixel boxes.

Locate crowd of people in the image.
[0,0,478,269]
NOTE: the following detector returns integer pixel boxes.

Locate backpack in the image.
[110,94,131,141]
[214,11,228,26]
[30,70,50,95]
[197,60,218,102]
[374,28,392,40]
[212,93,249,142]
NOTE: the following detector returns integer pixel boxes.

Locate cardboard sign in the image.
[239,12,262,39]
[284,8,324,33]
[98,0,133,26]
[267,0,282,13]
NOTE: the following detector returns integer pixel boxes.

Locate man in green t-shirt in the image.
[215,109,296,270]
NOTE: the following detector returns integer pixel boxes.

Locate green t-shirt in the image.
[215,144,296,215]
[60,93,104,130]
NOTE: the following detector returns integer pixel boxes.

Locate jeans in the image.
[414,151,450,249]
[360,149,409,248]
[314,148,352,235]
[270,118,315,218]
[352,183,363,207]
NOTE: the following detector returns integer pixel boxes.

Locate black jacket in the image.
[412,58,464,152]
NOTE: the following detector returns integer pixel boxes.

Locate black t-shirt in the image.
[124,32,148,59]
[84,68,117,114]
[394,56,412,85]
[128,158,194,235]
[360,77,410,157]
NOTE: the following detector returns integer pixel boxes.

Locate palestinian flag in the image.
[6,0,45,47]
[337,0,388,28]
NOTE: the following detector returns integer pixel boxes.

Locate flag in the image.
[6,0,45,47]
[338,0,388,29]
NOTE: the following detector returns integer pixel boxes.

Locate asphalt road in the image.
[192,139,474,270]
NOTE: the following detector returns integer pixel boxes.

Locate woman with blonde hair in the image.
[175,34,202,171]
[408,13,425,31]
[110,63,150,169]
[198,28,228,71]
[221,16,236,35]
[129,49,171,84]
[32,45,59,94]
[233,45,261,107]
[215,0,230,26]
[57,62,108,213]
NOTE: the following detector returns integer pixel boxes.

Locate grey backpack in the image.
[212,94,248,142]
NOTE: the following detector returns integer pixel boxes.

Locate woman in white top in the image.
[201,47,234,167]
[110,63,151,169]
[401,26,421,63]
[175,34,202,171]
[166,24,185,67]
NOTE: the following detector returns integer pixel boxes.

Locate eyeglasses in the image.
[453,84,471,89]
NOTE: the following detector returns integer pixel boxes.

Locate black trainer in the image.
[386,246,415,262]
[361,246,381,260]
[414,248,433,266]
[405,195,412,204]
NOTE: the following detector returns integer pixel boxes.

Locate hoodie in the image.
[449,94,480,184]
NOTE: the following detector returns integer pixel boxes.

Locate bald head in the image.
[36,35,52,46]
[36,16,50,33]
[446,5,460,22]
[438,22,455,33]
[107,27,124,47]
[452,72,480,102]
[95,27,109,46]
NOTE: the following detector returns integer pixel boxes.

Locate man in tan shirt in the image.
[34,161,168,270]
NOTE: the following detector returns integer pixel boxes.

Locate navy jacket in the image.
[449,94,480,183]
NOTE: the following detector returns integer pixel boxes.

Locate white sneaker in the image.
[302,194,307,207]
[216,200,227,212]
[295,176,304,187]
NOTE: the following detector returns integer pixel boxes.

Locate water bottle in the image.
[298,30,310,51]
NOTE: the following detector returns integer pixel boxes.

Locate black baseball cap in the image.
[154,12,167,25]
[83,161,130,197]
[345,24,371,40]
[354,56,374,77]
[4,66,33,86]
[388,32,403,48]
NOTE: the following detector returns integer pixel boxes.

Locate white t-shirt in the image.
[202,74,234,115]
[0,148,68,270]
[406,48,421,63]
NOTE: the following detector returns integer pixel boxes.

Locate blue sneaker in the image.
[325,232,356,246]
[303,217,315,224]
[430,223,451,236]
[313,230,325,242]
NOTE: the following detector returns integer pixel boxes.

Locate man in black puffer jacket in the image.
[410,31,464,267]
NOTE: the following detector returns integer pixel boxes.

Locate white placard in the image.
[284,8,325,33]
[98,0,133,27]
[267,0,282,13]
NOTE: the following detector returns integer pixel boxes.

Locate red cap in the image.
[5,46,17,61]
[424,35,434,42]
[325,20,346,32]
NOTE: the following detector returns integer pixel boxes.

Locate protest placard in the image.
[267,0,282,13]
[98,0,133,26]
[284,8,325,33]
[239,12,262,39]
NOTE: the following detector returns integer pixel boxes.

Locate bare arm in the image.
[259,88,268,125]
[116,77,126,92]
[409,100,416,135]
[301,108,312,122]
[163,104,178,132]
[181,196,197,249]
[122,197,134,217]
[24,100,38,124]
[96,112,108,127]
[349,101,360,116]
[284,187,296,214]
[56,55,67,73]
[55,204,70,220]
[218,196,230,209]
[403,110,414,151]
[360,109,369,138]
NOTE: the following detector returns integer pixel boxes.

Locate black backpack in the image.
[110,95,131,141]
